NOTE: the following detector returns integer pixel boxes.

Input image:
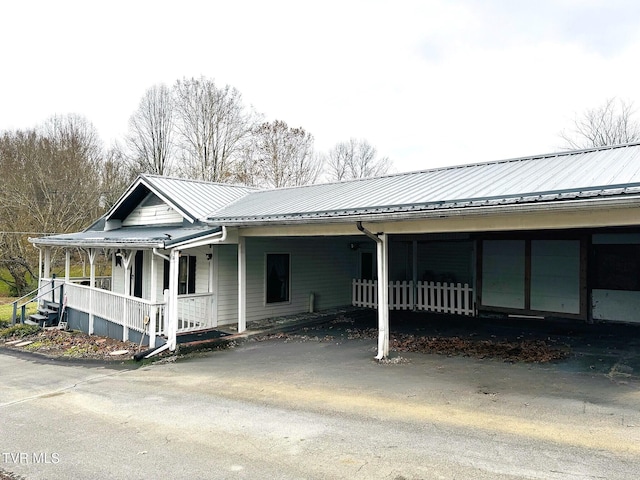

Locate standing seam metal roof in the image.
[207,143,640,223]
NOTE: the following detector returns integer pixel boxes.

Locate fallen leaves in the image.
[1,329,139,360]
[390,334,569,363]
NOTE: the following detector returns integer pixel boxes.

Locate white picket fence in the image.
[352,279,475,316]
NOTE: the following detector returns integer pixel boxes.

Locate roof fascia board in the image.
[29,238,165,249]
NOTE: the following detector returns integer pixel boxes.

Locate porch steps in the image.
[28,301,61,327]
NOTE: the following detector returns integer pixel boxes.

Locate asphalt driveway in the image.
[2,310,640,479]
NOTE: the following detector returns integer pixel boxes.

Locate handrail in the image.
[6,278,55,308]
[9,280,64,325]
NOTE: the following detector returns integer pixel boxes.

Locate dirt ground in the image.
[0,328,143,361]
[0,312,571,364]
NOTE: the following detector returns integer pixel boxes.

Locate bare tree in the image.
[247,120,321,188]
[324,138,392,181]
[0,115,105,294]
[560,97,640,149]
[126,84,174,175]
[173,77,257,182]
[100,143,137,210]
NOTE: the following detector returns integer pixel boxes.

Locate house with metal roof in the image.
[30,143,640,358]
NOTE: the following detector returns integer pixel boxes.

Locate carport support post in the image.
[376,233,389,360]
[238,237,247,333]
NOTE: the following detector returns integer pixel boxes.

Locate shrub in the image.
[0,324,41,339]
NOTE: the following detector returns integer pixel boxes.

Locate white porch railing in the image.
[177,292,215,333]
[64,283,167,335]
[352,279,475,316]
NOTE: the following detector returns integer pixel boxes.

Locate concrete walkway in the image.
[179,306,640,379]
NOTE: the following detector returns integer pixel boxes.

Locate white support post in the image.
[167,249,180,350]
[65,249,71,283]
[238,237,246,333]
[88,248,96,335]
[376,233,389,360]
[149,253,157,348]
[121,250,135,342]
[44,247,51,279]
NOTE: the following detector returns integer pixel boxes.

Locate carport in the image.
[207,143,640,359]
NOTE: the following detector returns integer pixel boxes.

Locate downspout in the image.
[357,222,389,360]
[357,221,379,243]
[152,248,170,262]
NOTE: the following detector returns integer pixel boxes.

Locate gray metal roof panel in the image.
[107,174,256,223]
[208,143,640,223]
[142,174,256,220]
[31,225,221,248]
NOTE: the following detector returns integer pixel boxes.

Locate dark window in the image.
[266,253,290,303]
[178,255,197,295]
[592,244,640,291]
[163,259,170,291]
[361,252,374,280]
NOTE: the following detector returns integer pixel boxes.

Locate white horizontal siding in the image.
[112,256,125,295]
[122,203,183,226]
[243,237,357,324]
[191,246,211,294]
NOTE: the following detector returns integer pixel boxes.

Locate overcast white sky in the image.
[2,0,640,173]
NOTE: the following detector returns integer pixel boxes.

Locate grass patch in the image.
[0,301,38,324]
[23,339,55,351]
[62,345,99,357]
[0,324,41,339]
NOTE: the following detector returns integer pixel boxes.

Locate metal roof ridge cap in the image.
[142,173,260,190]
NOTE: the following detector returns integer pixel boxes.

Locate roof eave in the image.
[208,194,640,227]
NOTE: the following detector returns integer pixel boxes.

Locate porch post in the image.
[65,249,71,283]
[149,252,157,348]
[121,250,135,342]
[88,248,96,335]
[43,247,51,279]
[238,237,246,333]
[167,249,180,351]
[376,233,389,360]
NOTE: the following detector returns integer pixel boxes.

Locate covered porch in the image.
[30,224,235,351]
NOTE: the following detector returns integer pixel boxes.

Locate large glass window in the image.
[266,253,290,304]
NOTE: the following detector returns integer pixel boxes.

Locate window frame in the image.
[265,253,291,305]
[178,254,196,295]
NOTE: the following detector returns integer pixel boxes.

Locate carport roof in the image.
[207,143,640,224]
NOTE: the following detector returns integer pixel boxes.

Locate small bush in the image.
[0,324,41,339]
